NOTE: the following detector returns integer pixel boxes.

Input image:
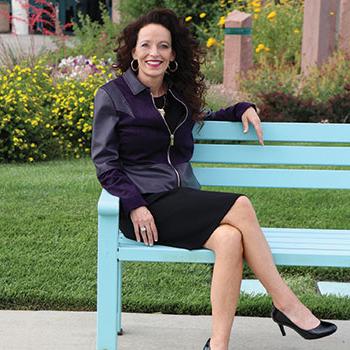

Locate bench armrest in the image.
[97,188,120,216]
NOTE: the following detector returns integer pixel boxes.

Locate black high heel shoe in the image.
[203,338,211,349]
[271,304,337,340]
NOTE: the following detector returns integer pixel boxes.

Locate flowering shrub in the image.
[250,0,303,65]
[52,55,113,80]
[178,0,303,82]
[0,58,114,163]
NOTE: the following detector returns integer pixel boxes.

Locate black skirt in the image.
[119,187,242,250]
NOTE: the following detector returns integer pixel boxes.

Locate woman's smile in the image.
[145,59,164,68]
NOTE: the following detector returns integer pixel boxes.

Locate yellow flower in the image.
[294,29,300,34]
[267,11,276,20]
[206,37,218,48]
[218,16,226,27]
[28,157,34,162]
[251,0,261,7]
[255,43,266,53]
[254,8,261,13]
[185,15,192,22]
[199,12,207,19]
[30,143,36,148]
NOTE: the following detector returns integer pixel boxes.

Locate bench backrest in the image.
[192,122,350,190]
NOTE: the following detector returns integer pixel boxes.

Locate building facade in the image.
[0,0,116,35]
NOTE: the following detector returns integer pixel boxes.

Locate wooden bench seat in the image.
[96,122,350,350]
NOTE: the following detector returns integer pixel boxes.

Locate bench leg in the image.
[97,214,119,350]
[117,260,123,335]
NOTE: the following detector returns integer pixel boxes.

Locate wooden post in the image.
[339,0,350,55]
[223,10,253,92]
[112,0,120,24]
[54,4,63,36]
[12,0,29,35]
[301,0,339,75]
[0,2,10,33]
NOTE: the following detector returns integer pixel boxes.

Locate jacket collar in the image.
[123,68,147,95]
[122,68,174,95]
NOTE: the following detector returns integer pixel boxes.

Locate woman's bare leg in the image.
[203,224,244,350]
[220,196,320,330]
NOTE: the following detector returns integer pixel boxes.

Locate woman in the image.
[91,8,337,350]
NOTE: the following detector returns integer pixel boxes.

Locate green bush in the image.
[241,51,350,123]
[299,52,350,103]
[257,92,329,122]
[257,87,350,124]
[119,0,221,23]
[46,4,123,66]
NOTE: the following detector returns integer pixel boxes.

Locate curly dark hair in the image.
[114,8,207,121]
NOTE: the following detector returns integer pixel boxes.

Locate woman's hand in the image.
[130,206,158,246]
[241,107,264,145]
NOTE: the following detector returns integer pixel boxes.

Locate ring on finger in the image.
[140,226,147,233]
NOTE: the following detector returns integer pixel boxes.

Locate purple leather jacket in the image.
[91,68,255,214]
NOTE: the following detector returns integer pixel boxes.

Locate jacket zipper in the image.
[150,89,189,187]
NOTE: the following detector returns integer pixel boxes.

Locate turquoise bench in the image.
[96,122,350,350]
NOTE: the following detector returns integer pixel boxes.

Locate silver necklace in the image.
[151,93,167,118]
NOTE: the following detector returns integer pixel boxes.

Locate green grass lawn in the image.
[0,158,349,319]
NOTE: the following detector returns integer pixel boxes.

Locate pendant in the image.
[158,108,165,118]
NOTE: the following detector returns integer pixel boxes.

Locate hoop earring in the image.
[168,60,178,73]
[131,59,138,72]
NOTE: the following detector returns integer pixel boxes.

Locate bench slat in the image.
[264,227,350,235]
[192,144,350,166]
[267,233,350,239]
[268,243,350,250]
[193,167,350,189]
[118,230,350,267]
[272,251,350,267]
[118,246,350,267]
[193,122,350,143]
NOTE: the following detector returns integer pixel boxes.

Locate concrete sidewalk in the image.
[0,310,348,350]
